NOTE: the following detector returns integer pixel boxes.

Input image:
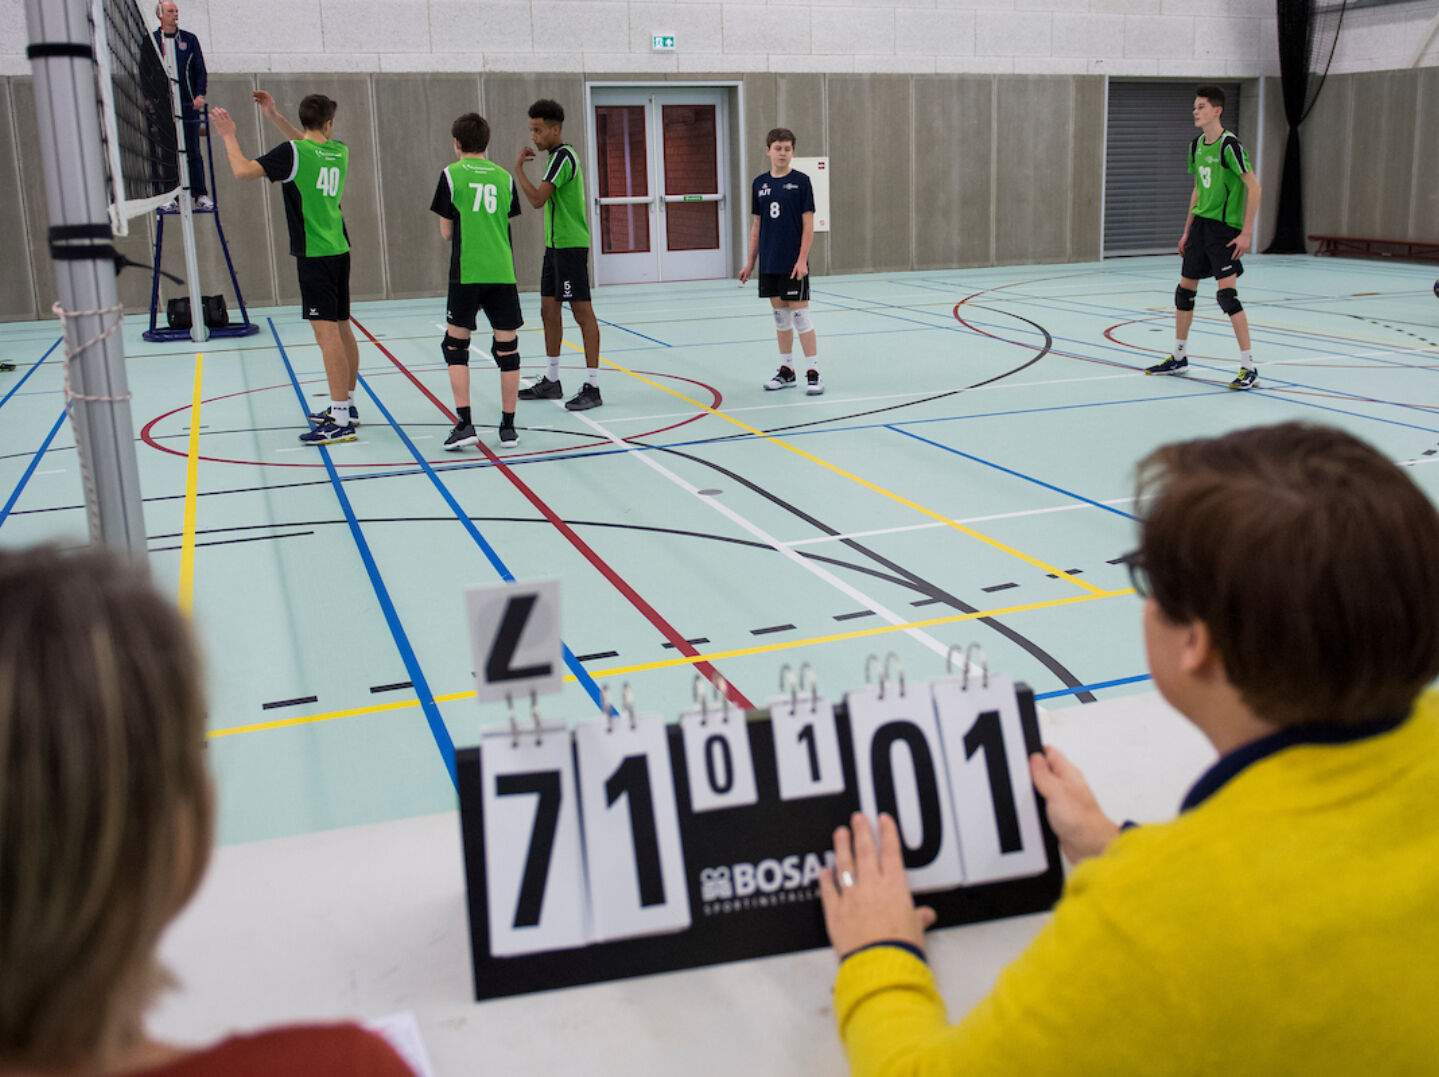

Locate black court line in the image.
[834,610,877,621]
[261,695,318,711]
[575,651,620,662]
[370,682,414,694]
[1045,568,1084,578]
[149,530,314,553]
[661,637,710,650]
[750,624,796,636]
[910,597,942,607]
[982,582,1019,593]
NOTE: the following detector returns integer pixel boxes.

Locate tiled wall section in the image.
[5,0,1320,78]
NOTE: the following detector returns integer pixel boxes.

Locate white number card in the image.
[480,725,588,956]
[845,684,965,894]
[932,675,1047,884]
[768,691,845,801]
[678,708,759,813]
[574,715,691,941]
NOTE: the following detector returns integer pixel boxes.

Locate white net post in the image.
[25,0,149,559]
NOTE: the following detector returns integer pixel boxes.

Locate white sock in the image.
[546,356,560,381]
[1241,350,1254,369]
[806,355,819,373]
[346,392,354,404]
[1174,340,1187,359]
[779,352,794,369]
[330,400,349,424]
[586,368,599,388]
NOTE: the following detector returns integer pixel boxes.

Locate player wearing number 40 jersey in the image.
[211,92,361,446]
[1145,85,1262,391]
[739,128,823,395]
[430,113,524,451]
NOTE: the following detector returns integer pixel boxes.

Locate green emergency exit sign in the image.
[652,34,676,51]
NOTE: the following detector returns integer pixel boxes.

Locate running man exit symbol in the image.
[466,579,564,702]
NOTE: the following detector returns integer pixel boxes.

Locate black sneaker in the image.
[806,369,824,395]
[443,422,478,450]
[1229,367,1259,391]
[565,383,603,411]
[499,425,519,447]
[298,419,357,446]
[308,404,359,426]
[1144,355,1188,376]
[518,375,563,400]
[764,366,797,390]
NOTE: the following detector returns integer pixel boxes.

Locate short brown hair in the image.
[1136,423,1439,728]
[0,546,213,1069]
[1195,84,1226,111]
[766,127,796,149]
[452,112,491,154]
[298,93,338,131]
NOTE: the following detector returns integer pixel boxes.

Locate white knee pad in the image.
[772,307,795,332]
[791,308,814,334]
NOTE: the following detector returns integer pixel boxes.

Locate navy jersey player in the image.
[739,128,822,395]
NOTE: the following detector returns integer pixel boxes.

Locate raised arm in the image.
[513,146,554,209]
[252,90,304,142]
[207,107,266,181]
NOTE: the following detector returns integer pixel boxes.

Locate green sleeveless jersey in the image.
[1188,130,1251,230]
[542,143,590,249]
[431,158,521,284]
[258,138,350,257]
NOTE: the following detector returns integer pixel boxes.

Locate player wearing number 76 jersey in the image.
[211,92,360,446]
[430,113,524,451]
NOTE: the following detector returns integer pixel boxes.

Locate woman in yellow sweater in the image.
[820,421,1439,1076]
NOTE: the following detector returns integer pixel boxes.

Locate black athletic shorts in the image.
[540,247,592,303]
[296,252,351,322]
[446,282,524,332]
[1181,216,1246,282]
[758,273,810,302]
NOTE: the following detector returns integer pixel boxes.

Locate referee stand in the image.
[143,108,259,343]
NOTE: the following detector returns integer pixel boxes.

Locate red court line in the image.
[350,316,755,710]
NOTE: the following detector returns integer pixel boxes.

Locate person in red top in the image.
[0,546,413,1077]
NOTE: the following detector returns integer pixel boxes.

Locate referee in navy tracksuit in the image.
[153,1,210,206]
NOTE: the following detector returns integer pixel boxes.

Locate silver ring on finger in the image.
[838,870,855,891]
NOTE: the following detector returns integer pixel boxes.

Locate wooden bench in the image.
[1309,235,1439,263]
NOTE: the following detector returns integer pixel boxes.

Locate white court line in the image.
[1400,457,1439,467]
[606,371,1140,425]
[782,497,1136,548]
[275,447,305,454]
[559,400,961,663]
[35,468,66,475]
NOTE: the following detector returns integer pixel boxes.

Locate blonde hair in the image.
[0,546,213,1069]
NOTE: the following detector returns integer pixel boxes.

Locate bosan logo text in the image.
[698,850,837,903]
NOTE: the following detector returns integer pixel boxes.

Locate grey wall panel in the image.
[1069,76,1104,263]
[11,79,55,322]
[0,79,37,320]
[1255,76,1285,251]
[1414,68,1438,241]
[1299,74,1351,241]
[258,76,385,306]
[775,74,827,274]
[1345,70,1416,240]
[996,77,1073,266]
[913,77,993,270]
[482,75,585,293]
[828,75,911,274]
[740,73,776,274]
[373,74,480,301]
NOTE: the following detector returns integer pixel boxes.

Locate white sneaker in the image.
[805,369,824,395]
[196,195,214,209]
[159,199,178,213]
[763,366,797,391]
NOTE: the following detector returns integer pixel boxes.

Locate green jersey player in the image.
[212,92,361,444]
[430,113,524,450]
[1145,85,1263,391]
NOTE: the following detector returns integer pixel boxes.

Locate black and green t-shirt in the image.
[257,138,350,257]
[430,158,521,284]
[1188,130,1251,230]
[542,143,589,250]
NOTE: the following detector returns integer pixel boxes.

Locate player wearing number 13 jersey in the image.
[211,92,361,446]
[430,113,524,451]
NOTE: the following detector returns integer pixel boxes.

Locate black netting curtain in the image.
[1266,0,1347,252]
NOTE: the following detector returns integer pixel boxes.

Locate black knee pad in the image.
[1175,285,1197,312]
[1216,288,1243,316]
[491,335,520,373]
[442,333,470,367]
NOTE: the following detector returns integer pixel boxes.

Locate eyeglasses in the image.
[1119,550,1149,598]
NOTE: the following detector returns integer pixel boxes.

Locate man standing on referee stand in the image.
[152,1,211,210]
[1145,85,1262,390]
[210,93,361,446]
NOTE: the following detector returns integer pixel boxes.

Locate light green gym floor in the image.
[3,254,1436,845]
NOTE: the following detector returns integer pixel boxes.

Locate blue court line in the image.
[0,338,62,414]
[884,425,1140,521]
[595,317,671,347]
[267,319,458,787]
[354,372,611,714]
[1034,673,1151,701]
[0,408,67,531]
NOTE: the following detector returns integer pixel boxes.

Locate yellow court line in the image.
[178,353,204,615]
[205,588,1132,740]
[565,342,1107,596]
